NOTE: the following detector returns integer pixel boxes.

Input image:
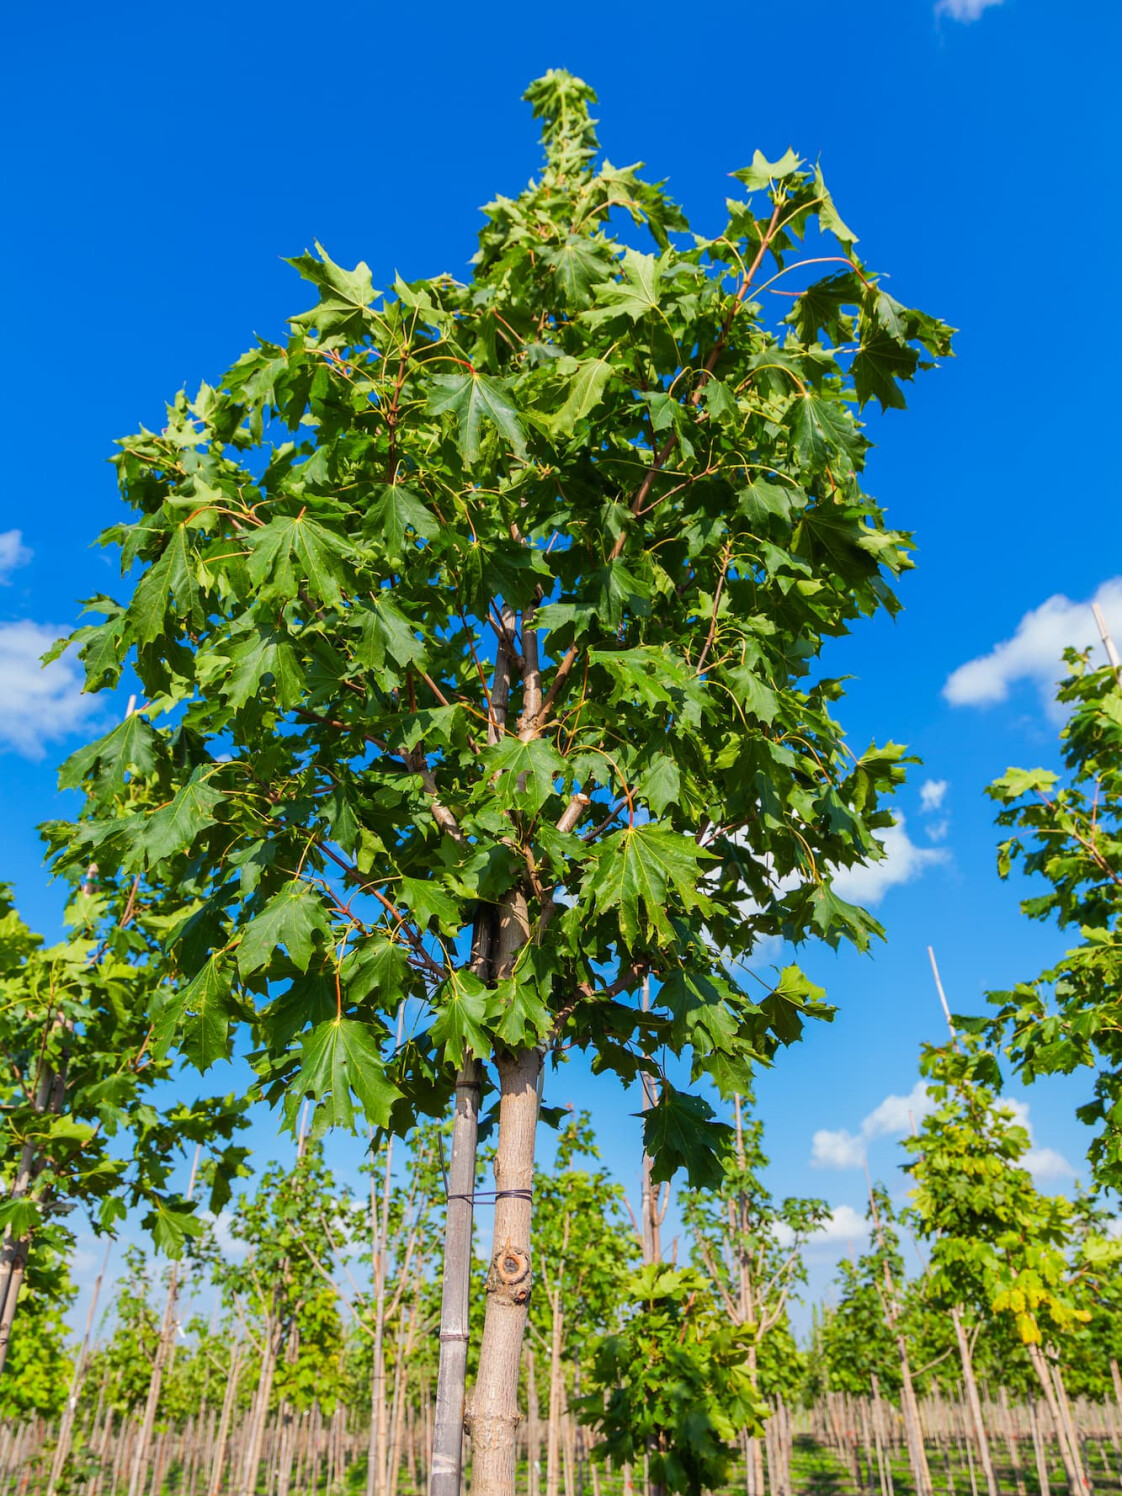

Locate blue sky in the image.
[3,0,1120,1326]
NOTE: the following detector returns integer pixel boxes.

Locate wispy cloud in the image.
[0,530,32,584]
[997,1098,1075,1179]
[0,620,100,759]
[830,815,948,908]
[944,578,1122,715]
[919,779,948,813]
[811,1080,934,1169]
[935,0,1006,21]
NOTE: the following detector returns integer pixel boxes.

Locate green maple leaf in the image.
[246,513,354,606]
[58,713,160,805]
[582,825,714,947]
[546,358,613,434]
[852,326,920,411]
[288,243,376,338]
[237,882,332,976]
[397,876,461,934]
[426,372,527,465]
[732,147,803,192]
[481,735,566,814]
[131,525,200,644]
[544,234,612,307]
[141,767,224,866]
[585,249,663,326]
[489,972,552,1049]
[636,754,681,817]
[155,955,237,1072]
[787,392,863,469]
[429,969,490,1067]
[223,625,305,709]
[642,1085,731,1188]
[364,483,437,566]
[295,1018,400,1130]
[147,1199,204,1260]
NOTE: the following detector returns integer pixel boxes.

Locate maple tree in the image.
[55,67,952,1493]
[904,1035,1092,1496]
[0,875,247,1379]
[986,647,1122,1192]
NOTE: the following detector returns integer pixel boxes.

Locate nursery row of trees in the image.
[2,1057,1122,1496]
[5,63,1122,1496]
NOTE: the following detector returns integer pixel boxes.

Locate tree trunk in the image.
[897,1336,933,1496]
[525,1349,540,1496]
[368,1124,396,1496]
[999,1387,1026,1496]
[545,1297,565,1496]
[208,1341,243,1496]
[0,1060,56,1376]
[468,1046,541,1496]
[126,1265,181,1496]
[49,1243,112,1496]
[950,1309,998,1496]
[1027,1345,1082,1496]
[238,1313,285,1496]
[429,1058,482,1496]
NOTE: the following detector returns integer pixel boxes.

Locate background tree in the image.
[527,1110,635,1496]
[215,1135,354,1496]
[683,1092,826,1494]
[0,1240,74,1421]
[986,642,1122,1192]
[577,1262,766,1496]
[0,859,248,1378]
[55,67,951,1496]
[904,1034,1091,1495]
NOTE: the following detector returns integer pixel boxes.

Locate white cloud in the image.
[0,620,100,759]
[816,1203,871,1244]
[812,1081,935,1170]
[925,819,949,844]
[208,1211,251,1262]
[830,815,948,908]
[944,578,1122,714]
[0,531,32,583]
[919,779,947,813]
[935,0,1006,20]
[810,1129,866,1170]
[774,1202,870,1250]
[996,1097,1075,1179]
[1024,1146,1075,1180]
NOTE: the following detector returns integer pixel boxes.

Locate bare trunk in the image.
[950,1310,998,1496]
[525,1349,540,1496]
[238,1313,284,1496]
[49,1243,112,1496]
[897,1337,933,1496]
[369,1118,396,1496]
[999,1387,1026,1496]
[0,1062,56,1376]
[468,1046,541,1496]
[207,1341,243,1496]
[429,1058,482,1496]
[545,1300,564,1496]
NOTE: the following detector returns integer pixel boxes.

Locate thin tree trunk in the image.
[950,1310,998,1496]
[545,1297,565,1496]
[1027,1346,1082,1496]
[429,1056,482,1496]
[49,1244,112,1496]
[369,1009,404,1496]
[208,1340,243,1496]
[468,1044,541,1496]
[525,1349,539,1496]
[999,1388,1026,1496]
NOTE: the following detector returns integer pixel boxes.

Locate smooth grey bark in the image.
[429,1056,483,1496]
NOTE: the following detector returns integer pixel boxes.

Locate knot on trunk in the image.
[463,1393,523,1438]
[485,1239,532,1305]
